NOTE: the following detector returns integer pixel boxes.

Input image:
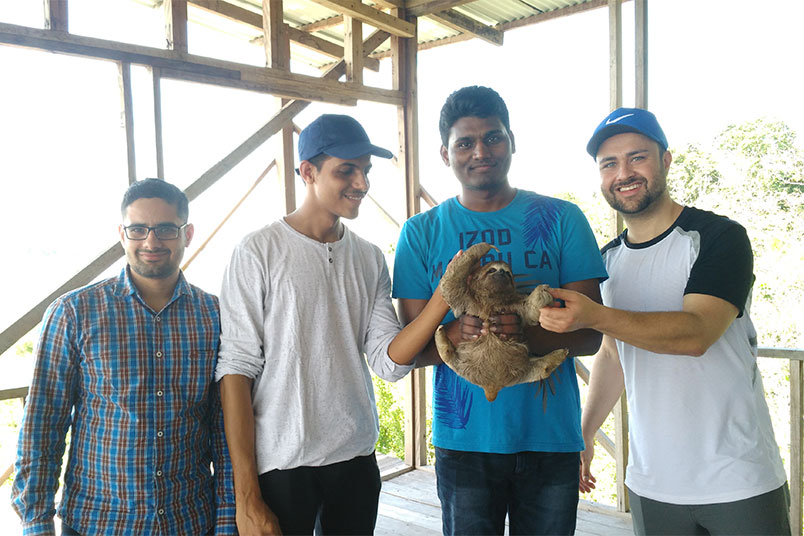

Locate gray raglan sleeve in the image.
[364,254,414,382]
[215,241,267,381]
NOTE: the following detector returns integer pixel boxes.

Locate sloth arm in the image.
[523,278,602,357]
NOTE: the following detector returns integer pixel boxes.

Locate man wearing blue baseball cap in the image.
[540,108,791,534]
[215,114,451,535]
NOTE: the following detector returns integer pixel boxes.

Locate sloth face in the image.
[478,261,515,291]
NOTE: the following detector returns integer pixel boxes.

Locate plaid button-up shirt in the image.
[12,267,236,535]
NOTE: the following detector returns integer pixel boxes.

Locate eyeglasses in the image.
[123,224,188,240]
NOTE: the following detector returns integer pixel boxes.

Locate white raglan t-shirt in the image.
[601,206,786,505]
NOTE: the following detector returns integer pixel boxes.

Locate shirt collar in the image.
[115,266,191,305]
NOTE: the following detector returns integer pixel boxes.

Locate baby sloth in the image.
[435,242,569,402]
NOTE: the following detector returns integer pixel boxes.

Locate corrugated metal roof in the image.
[189,0,599,69]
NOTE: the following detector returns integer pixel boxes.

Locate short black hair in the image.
[439,86,511,146]
[307,152,331,171]
[121,178,189,222]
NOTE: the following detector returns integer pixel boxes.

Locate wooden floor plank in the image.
[376,467,633,536]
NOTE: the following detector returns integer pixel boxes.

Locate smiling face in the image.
[596,132,672,215]
[119,197,193,282]
[441,115,515,194]
[300,154,372,221]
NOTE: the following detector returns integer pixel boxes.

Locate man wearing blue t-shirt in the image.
[392,86,608,535]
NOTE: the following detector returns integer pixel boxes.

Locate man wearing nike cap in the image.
[539,107,791,534]
[215,114,447,535]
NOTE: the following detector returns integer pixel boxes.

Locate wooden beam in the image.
[298,15,343,33]
[286,26,379,71]
[370,0,403,8]
[634,0,648,108]
[165,0,188,53]
[0,244,124,357]
[119,62,137,184]
[428,9,503,46]
[189,1,380,71]
[0,22,403,106]
[43,0,68,32]
[182,160,277,271]
[307,0,415,38]
[262,0,286,69]
[0,31,393,357]
[344,16,363,84]
[407,0,474,18]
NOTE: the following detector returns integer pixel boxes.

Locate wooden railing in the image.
[577,347,804,536]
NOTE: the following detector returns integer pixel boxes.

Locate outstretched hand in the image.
[538,287,601,334]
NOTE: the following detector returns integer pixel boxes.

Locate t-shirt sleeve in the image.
[392,218,435,300]
[684,222,753,315]
[215,240,267,381]
[558,203,609,286]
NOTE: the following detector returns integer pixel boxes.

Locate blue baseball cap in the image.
[298,114,393,163]
[586,107,668,159]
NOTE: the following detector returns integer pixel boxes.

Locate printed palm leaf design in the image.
[434,367,473,429]
[514,197,562,292]
[523,197,561,251]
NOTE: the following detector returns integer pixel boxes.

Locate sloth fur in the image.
[435,242,569,402]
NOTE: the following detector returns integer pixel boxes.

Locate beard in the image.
[128,250,181,280]
[603,168,668,215]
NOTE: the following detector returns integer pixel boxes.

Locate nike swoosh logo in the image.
[606,113,634,125]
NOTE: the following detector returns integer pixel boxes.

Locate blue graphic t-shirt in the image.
[392,190,607,453]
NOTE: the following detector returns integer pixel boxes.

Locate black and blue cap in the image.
[298,114,393,163]
[586,107,668,159]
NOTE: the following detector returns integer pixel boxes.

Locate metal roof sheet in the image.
[216,0,597,69]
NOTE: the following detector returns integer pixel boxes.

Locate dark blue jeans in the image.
[435,447,579,535]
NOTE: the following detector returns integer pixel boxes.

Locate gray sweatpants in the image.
[628,484,791,536]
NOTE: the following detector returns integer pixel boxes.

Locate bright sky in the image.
[1,0,803,338]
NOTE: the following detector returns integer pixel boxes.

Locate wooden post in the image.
[607,0,624,242]
[607,0,629,512]
[43,0,68,32]
[635,0,648,109]
[165,0,188,54]
[791,358,803,536]
[344,16,363,85]
[392,7,426,468]
[152,67,165,179]
[118,62,137,184]
[608,0,622,112]
[263,0,296,214]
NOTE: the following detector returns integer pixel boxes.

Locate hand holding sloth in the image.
[435,242,569,402]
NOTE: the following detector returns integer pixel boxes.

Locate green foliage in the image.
[372,374,405,459]
[667,142,722,205]
[667,117,804,349]
[717,119,804,194]
[15,341,33,357]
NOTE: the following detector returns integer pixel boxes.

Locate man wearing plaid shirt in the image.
[11,179,235,535]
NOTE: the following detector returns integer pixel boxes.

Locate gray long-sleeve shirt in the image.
[215,219,412,473]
